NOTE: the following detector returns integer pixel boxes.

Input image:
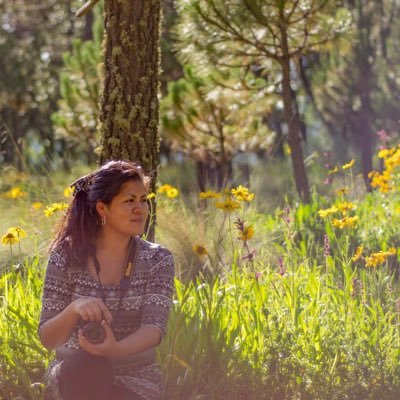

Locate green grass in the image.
[1,162,400,399]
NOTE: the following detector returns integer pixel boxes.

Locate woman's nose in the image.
[133,202,148,213]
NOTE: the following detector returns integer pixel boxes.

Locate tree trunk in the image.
[355,1,374,192]
[98,0,162,240]
[280,57,310,203]
[357,63,374,191]
[99,0,161,171]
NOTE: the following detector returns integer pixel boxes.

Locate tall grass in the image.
[1,159,400,399]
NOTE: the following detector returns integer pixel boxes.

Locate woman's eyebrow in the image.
[126,193,147,198]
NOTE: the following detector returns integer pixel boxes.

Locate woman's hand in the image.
[78,320,122,359]
[72,297,113,325]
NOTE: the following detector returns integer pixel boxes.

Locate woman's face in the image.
[99,179,149,237]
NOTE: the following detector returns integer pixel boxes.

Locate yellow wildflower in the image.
[63,187,74,198]
[336,187,349,196]
[318,206,338,218]
[4,187,26,199]
[351,246,363,262]
[377,148,392,159]
[8,227,26,239]
[337,201,356,215]
[44,202,68,217]
[238,226,255,241]
[199,191,222,199]
[166,188,179,199]
[44,206,55,217]
[157,184,173,194]
[364,248,396,268]
[332,216,359,229]
[193,244,208,257]
[1,232,19,245]
[31,201,44,210]
[328,166,339,174]
[146,192,156,199]
[215,198,241,213]
[369,170,392,193]
[342,159,355,170]
[231,185,255,202]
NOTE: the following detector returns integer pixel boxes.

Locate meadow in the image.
[1,151,400,400]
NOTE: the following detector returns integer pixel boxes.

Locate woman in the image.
[38,160,174,400]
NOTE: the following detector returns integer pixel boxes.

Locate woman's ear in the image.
[95,201,106,218]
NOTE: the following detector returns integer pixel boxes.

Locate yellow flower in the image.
[369,170,392,193]
[157,184,173,194]
[8,227,26,239]
[166,188,179,199]
[328,166,339,174]
[318,206,338,218]
[352,246,363,262]
[332,216,359,229]
[44,206,55,217]
[364,248,396,268]
[215,198,241,213]
[336,187,349,196]
[377,148,395,159]
[337,201,356,215]
[199,191,222,199]
[238,226,255,241]
[193,244,208,257]
[63,187,74,198]
[231,185,255,202]
[31,201,44,210]
[44,202,68,217]
[342,159,355,170]
[1,232,19,245]
[4,187,26,199]
[146,192,156,199]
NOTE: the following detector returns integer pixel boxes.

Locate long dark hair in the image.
[52,160,150,268]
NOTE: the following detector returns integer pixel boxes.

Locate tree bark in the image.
[98,0,162,241]
[280,56,310,203]
[357,60,373,191]
[99,0,161,175]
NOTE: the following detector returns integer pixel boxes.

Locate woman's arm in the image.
[39,302,80,349]
[39,297,113,350]
[78,322,161,358]
[78,246,174,359]
[38,245,112,350]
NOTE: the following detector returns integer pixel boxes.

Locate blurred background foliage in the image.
[0,0,399,202]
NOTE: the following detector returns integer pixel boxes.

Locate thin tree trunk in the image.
[278,9,310,203]
[358,66,373,191]
[280,57,310,203]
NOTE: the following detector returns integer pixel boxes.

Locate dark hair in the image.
[52,160,150,268]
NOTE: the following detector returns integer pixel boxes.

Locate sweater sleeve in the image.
[39,244,73,329]
[140,247,175,338]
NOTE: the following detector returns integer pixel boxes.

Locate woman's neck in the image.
[95,232,133,256]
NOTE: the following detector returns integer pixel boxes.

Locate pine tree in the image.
[98,0,162,182]
[174,0,352,202]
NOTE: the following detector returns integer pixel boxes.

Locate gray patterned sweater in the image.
[39,236,174,400]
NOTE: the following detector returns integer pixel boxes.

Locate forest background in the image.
[1,1,400,399]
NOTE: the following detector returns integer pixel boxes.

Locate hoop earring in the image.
[101,216,106,226]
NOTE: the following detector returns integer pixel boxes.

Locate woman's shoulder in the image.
[138,237,173,260]
[47,238,72,268]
